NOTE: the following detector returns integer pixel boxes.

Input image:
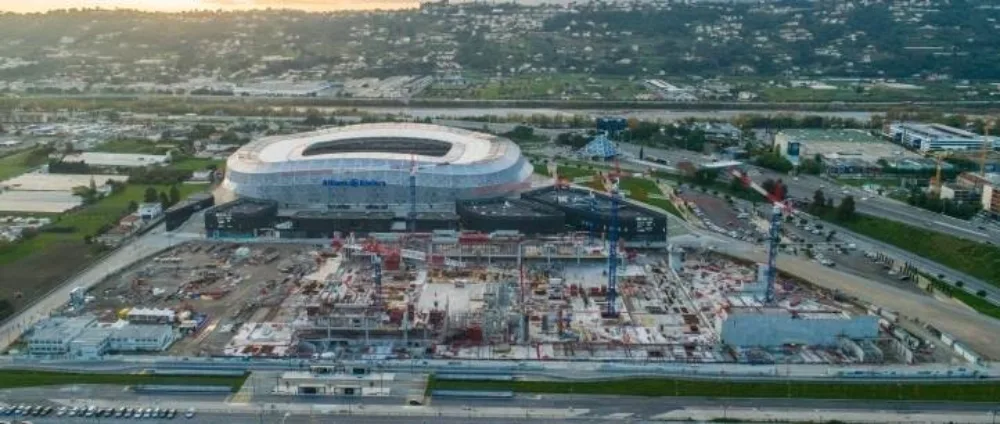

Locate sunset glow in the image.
[0,0,419,13]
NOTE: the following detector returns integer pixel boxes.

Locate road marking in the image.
[933,220,983,236]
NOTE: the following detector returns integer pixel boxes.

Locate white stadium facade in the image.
[223,123,534,207]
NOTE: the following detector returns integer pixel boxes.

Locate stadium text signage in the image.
[322,179,388,187]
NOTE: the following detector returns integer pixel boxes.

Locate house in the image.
[138,202,163,220]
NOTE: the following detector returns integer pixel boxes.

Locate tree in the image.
[729,177,745,193]
[835,196,857,221]
[169,185,181,206]
[143,187,158,203]
[955,281,964,288]
[977,290,988,297]
[158,192,170,207]
[812,189,827,212]
[127,200,139,213]
[755,152,794,173]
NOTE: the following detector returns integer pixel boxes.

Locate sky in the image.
[0,0,420,13]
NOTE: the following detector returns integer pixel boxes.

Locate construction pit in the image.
[53,235,974,367]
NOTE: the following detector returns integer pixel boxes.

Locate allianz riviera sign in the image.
[322,179,388,187]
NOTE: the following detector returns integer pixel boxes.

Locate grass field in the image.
[532,162,551,177]
[555,164,596,180]
[0,148,49,181]
[922,272,1000,320]
[824,213,1000,288]
[428,376,1000,402]
[644,197,683,217]
[94,139,176,155]
[169,157,225,172]
[0,183,208,266]
[0,370,247,391]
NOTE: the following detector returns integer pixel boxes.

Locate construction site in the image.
[23,224,969,368]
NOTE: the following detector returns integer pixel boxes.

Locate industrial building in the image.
[773,129,909,169]
[457,198,565,235]
[222,123,533,208]
[888,122,987,152]
[204,198,279,237]
[164,192,215,231]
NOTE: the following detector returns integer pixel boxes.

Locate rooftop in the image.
[779,129,880,144]
[460,198,562,218]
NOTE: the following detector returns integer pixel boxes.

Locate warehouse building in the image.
[888,123,987,152]
[204,198,279,237]
[773,129,907,167]
[165,192,215,231]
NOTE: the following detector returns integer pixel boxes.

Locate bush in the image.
[977,290,988,297]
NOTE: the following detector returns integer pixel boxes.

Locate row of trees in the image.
[810,189,858,222]
[905,188,981,220]
[142,186,182,209]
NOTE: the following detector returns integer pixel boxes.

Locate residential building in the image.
[939,183,980,203]
[979,174,1000,216]
[888,123,987,152]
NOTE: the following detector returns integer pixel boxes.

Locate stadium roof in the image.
[239,123,508,165]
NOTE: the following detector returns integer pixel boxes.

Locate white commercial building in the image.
[137,202,163,220]
[26,315,97,355]
[107,324,176,352]
[62,152,169,167]
[126,307,176,325]
[888,123,987,152]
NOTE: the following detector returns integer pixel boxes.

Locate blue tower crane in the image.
[409,163,418,233]
[730,168,789,305]
[587,192,598,245]
[604,174,621,318]
[765,204,782,303]
[373,254,383,308]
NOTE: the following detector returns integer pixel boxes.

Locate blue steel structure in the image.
[373,254,383,308]
[587,193,598,245]
[408,156,418,233]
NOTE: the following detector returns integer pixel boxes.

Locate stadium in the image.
[223,123,534,207]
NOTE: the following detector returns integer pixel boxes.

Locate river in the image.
[296,106,879,122]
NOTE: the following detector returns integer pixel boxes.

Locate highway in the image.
[616,141,1000,243]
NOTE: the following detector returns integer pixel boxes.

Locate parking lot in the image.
[0,404,196,420]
